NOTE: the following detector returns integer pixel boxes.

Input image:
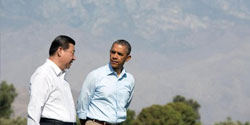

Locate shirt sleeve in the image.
[77,72,96,120]
[27,73,51,125]
[125,76,135,109]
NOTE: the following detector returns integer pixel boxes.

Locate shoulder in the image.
[82,65,108,86]
[31,62,52,81]
[86,65,107,79]
[89,65,107,76]
[125,72,135,87]
[126,72,134,81]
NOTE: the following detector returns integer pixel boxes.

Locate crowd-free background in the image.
[1,0,250,124]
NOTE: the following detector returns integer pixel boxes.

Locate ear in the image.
[126,55,131,62]
[57,47,63,57]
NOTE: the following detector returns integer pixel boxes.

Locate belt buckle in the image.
[103,121,110,125]
[92,119,109,125]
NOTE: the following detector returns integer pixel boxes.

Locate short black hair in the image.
[49,35,75,56]
[112,39,131,55]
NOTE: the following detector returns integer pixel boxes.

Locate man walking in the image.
[27,35,77,125]
[77,39,135,125]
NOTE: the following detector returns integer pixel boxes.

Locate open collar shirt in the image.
[27,59,76,125]
[77,64,135,124]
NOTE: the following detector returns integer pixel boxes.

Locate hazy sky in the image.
[1,0,250,124]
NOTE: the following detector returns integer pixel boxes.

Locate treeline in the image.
[0,81,26,125]
[122,95,201,125]
[122,96,250,125]
[0,81,249,125]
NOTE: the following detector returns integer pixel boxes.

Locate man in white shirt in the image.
[27,35,77,125]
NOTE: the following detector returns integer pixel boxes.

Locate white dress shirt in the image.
[27,59,76,125]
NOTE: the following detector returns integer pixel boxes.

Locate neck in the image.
[113,67,123,76]
[49,56,64,71]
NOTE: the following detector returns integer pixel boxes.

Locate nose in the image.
[73,55,76,60]
[112,53,118,59]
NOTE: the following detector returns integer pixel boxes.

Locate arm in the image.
[125,77,135,109]
[77,72,96,122]
[27,74,51,125]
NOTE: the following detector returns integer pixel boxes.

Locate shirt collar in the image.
[46,59,65,76]
[107,63,127,78]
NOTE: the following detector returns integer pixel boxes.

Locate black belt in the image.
[86,117,121,125]
[40,117,76,125]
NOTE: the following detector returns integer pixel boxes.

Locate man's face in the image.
[110,43,131,70]
[61,43,76,70]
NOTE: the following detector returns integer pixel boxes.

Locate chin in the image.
[111,66,116,69]
[64,66,70,70]
[111,64,117,67]
[112,65,121,70]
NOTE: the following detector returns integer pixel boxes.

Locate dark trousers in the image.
[40,117,77,125]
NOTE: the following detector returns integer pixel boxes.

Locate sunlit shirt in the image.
[27,59,76,125]
[77,64,135,124]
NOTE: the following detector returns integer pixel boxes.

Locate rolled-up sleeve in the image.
[125,76,135,109]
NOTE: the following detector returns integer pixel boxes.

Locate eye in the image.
[118,52,123,56]
[110,50,116,54]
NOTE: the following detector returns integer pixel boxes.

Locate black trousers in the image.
[40,118,77,125]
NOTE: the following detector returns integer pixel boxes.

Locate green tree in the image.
[0,117,27,125]
[167,102,200,125]
[0,81,18,118]
[134,95,201,125]
[214,117,250,125]
[123,109,136,125]
[137,102,201,125]
[137,104,182,125]
[173,95,201,120]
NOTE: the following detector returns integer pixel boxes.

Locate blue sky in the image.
[1,0,250,124]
